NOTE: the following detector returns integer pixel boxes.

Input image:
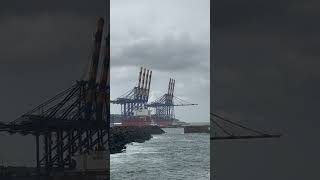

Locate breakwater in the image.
[184,125,210,133]
[110,126,165,154]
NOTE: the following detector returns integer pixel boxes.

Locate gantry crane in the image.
[211,112,281,140]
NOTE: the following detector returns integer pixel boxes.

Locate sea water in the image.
[111,128,210,180]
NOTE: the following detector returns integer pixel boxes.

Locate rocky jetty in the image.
[110,126,165,154]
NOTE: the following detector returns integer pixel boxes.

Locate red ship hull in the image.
[121,116,174,127]
[153,119,173,127]
[121,117,152,127]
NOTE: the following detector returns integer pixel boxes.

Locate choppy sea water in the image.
[111,128,210,180]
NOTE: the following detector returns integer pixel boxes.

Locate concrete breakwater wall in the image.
[110,126,165,154]
[184,125,210,133]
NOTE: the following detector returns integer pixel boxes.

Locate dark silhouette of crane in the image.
[211,112,281,140]
[0,17,110,176]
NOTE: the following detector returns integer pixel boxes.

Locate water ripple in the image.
[111,128,210,180]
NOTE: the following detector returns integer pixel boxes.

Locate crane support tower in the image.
[0,17,111,176]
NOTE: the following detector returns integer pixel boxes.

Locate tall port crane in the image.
[211,112,281,179]
[111,67,152,117]
[147,78,197,126]
[210,112,281,140]
[0,17,111,175]
[111,68,197,126]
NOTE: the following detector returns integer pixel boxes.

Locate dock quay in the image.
[184,125,210,133]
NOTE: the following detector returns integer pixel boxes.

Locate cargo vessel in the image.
[152,117,174,127]
[121,108,153,127]
[113,108,178,127]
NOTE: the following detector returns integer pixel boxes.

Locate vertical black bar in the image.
[78,130,82,153]
[36,134,40,175]
[44,133,49,175]
[210,0,213,179]
[48,132,52,172]
[89,129,93,150]
[106,0,110,178]
[86,130,90,150]
[55,131,58,168]
[60,131,64,169]
[68,130,72,169]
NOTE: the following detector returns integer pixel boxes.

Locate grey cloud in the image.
[0,0,209,167]
[112,34,209,71]
[110,0,210,127]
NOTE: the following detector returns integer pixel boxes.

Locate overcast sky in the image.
[110,0,210,123]
[3,0,320,179]
[0,0,209,165]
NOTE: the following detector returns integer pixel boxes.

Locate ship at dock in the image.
[121,108,154,127]
[111,67,197,128]
[111,108,183,127]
